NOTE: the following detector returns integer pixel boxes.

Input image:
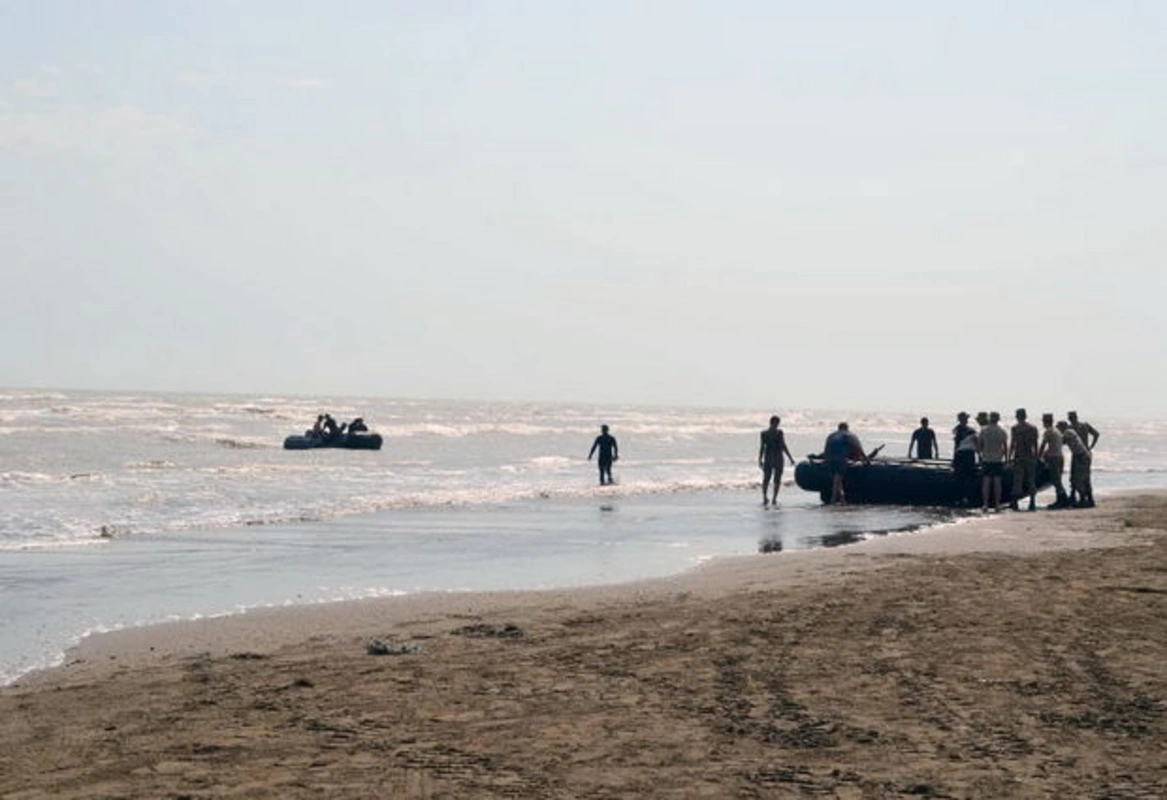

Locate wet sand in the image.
[2,495,1164,799]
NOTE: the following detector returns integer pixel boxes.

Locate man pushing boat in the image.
[823,422,871,505]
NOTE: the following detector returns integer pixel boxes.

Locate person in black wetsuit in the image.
[952,412,975,459]
[759,415,795,506]
[321,414,342,440]
[347,417,368,433]
[587,425,619,486]
[908,417,939,460]
[951,411,979,506]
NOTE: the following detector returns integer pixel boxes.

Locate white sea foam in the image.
[126,460,178,470]
[0,471,58,484]
[0,390,1164,548]
[0,391,69,400]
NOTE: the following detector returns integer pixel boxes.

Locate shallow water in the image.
[2,390,1164,684]
[1,490,954,684]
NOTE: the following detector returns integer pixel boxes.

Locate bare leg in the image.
[831,474,846,505]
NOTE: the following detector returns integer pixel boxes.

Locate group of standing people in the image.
[589,409,1100,511]
[762,409,1100,510]
[944,409,1098,512]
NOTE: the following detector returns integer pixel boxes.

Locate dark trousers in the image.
[953,449,978,505]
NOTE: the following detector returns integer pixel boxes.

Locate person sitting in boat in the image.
[321,414,342,439]
[308,414,326,438]
[347,417,369,434]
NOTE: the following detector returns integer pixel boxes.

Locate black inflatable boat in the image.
[283,432,383,451]
[794,456,1052,506]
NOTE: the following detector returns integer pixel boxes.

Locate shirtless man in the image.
[1037,413,1068,508]
[758,415,795,506]
[977,411,1009,512]
[1066,411,1099,504]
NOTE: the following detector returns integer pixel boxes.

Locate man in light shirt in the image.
[1058,420,1095,508]
[977,411,1009,512]
[1068,410,1100,451]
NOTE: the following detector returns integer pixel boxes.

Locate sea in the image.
[3,389,1165,685]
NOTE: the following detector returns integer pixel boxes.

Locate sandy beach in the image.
[2,495,1164,799]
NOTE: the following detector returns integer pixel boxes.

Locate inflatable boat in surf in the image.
[794,455,1052,506]
[283,432,383,451]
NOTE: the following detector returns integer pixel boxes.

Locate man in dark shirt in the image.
[951,411,979,506]
[823,422,868,505]
[322,414,341,439]
[759,415,795,507]
[908,417,939,460]
[952,412,975,459]
[1009,408,1040,511]
[587,425,619,486]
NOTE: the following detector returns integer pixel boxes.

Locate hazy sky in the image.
[1,2,1163,415]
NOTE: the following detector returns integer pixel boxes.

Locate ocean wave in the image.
[506,456,574,471]
[194,462,327,477]
[1,477,760,545]
[214,437,270,449]
[159,431,275,449]
[529,455,574,466]
[0,470,111,487]
[0,424,148,436]
[0,527,116,551]
[0,391,69,402]
[209,403,301,421]
[379,422,568,438]
[1091,466,1167,474]
[232,477,760,524]
[0,471,59,484]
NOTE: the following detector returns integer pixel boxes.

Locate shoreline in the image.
[2,494,1164,798]
[11,491,1158,689]
[0,487,948,689]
